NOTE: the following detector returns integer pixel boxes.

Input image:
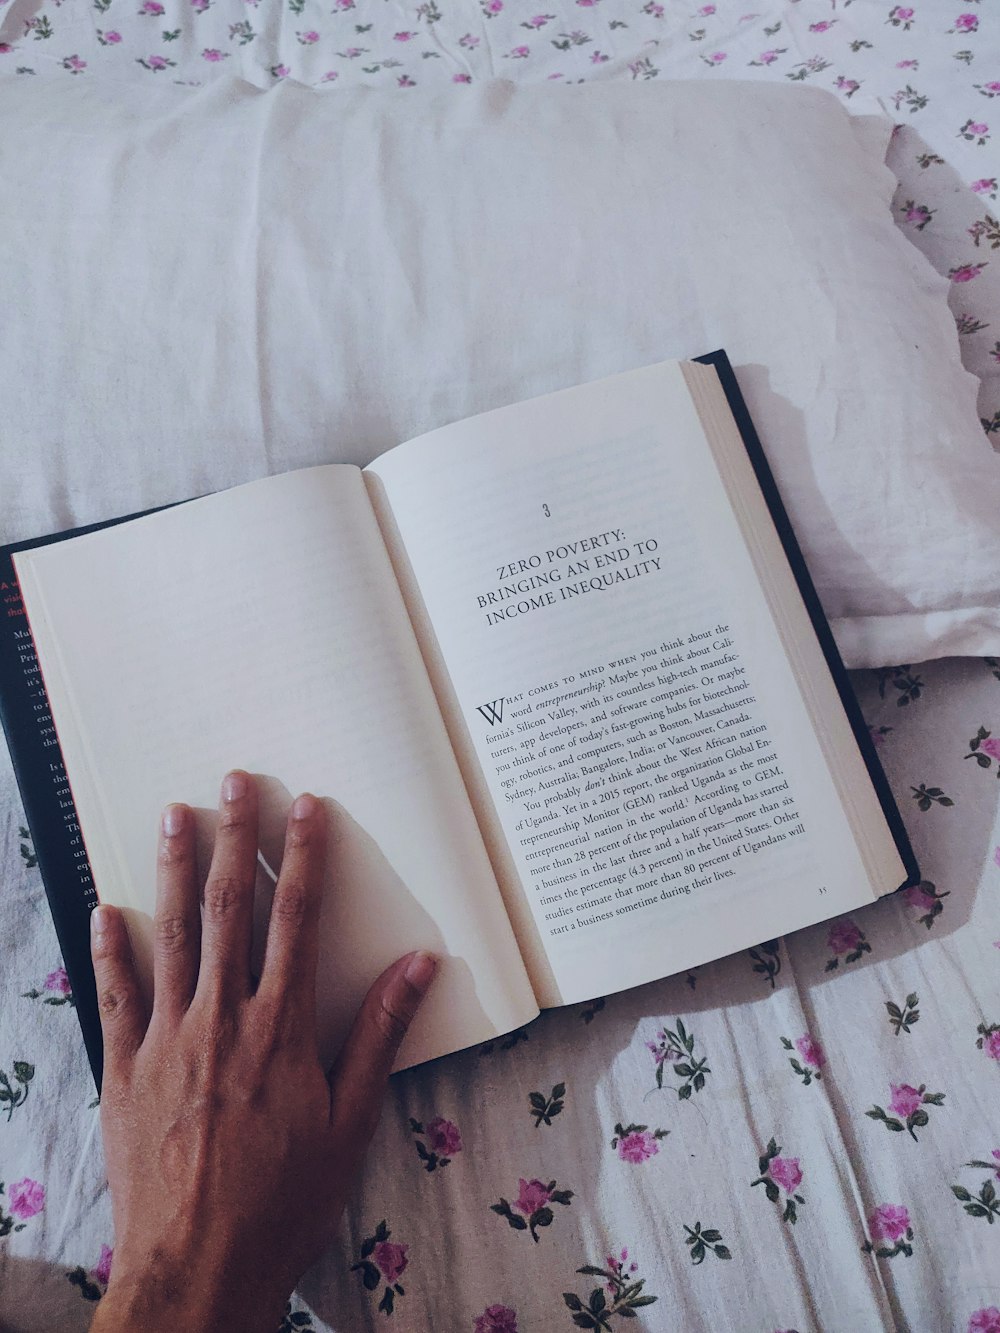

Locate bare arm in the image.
[89,771,435,1333]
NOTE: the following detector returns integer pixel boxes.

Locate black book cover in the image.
[0,353,919,1089]
[694,349,920,892]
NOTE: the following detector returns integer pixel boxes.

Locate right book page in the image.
[367,359,909,1009]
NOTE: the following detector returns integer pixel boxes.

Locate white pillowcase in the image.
[2,76,998,668]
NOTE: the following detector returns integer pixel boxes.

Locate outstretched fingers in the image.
[152,802,201,1019]
[91,904,147,1075]
[195,771,259,1007]
[328,952,436,1139]
[257,793,327,1021]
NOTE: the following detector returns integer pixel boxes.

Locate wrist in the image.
[91,1256,288,1333]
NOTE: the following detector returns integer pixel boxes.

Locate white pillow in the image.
[2,76,998,668]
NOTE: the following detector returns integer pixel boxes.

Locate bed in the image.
[1,2,999,1330]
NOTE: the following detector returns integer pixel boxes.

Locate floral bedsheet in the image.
[2,2,1000,1331]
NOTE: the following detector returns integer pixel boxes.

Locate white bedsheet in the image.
[2,3,1000,1331]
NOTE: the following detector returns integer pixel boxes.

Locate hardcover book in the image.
[0,352,918,1084]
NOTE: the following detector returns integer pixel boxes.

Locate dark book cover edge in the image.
[693,349,921,893]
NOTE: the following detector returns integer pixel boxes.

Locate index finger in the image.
[256,793,326,1014]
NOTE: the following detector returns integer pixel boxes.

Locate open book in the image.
[3,353,918,1077]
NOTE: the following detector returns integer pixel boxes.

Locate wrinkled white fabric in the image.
[1,76,998,666]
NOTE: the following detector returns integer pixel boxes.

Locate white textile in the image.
[1,76,999,666]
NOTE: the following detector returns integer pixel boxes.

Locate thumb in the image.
[327,952,437,1137]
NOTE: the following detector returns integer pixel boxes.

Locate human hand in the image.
[89,771,436,1333]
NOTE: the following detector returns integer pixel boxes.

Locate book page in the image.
[14,467,537,1068]
[367,363,893,1008]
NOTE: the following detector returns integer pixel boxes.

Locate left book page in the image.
[13,466,538,1069]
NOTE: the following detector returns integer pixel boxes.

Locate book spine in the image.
[0,554,104,1088]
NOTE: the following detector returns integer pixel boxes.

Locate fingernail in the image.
[91,905,111,940]
[403,951,437,994]
[162,803,187,836]
[292,792,317,820]
[223,771,248,803]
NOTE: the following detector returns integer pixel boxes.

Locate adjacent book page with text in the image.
[368,363,886,1007]
[14,466,537,1067]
